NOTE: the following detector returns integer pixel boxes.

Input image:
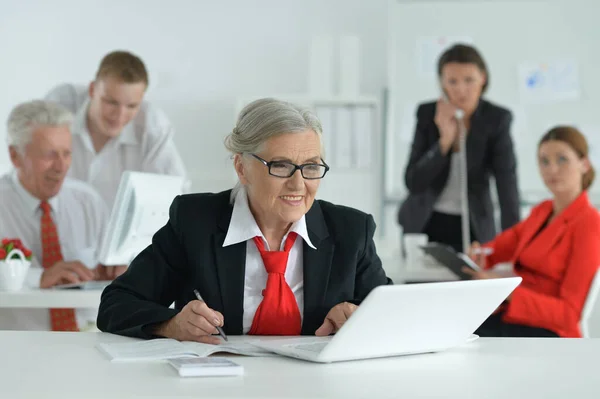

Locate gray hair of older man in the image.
[224,98,325,202]
[6,100,73,153]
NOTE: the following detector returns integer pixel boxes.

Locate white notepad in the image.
[168,357,244,377]
[96,339,274,362]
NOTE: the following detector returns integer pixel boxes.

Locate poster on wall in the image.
[416,36,474,77]
[518,60,581,104]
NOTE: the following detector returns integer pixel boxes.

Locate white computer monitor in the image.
[97,171,185,266]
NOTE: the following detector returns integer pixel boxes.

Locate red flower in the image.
[1,238,33,261]
[2,238,22,247]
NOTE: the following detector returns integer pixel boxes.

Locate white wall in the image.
[0,0,389,223]
[387,0,600,201]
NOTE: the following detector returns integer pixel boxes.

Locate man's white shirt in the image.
[0,172,108,330]
[45,83,188,208]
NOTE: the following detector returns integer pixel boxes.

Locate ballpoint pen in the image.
[193,289,228,342]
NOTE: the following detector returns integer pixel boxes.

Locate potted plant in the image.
[0,238,33,291]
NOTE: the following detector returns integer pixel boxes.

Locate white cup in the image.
[403,234,428,269]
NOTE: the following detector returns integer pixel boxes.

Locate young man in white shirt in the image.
[0,100,126,331]
[44,50,188,208]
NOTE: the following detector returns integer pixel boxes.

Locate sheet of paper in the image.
[215,342,276,357]
[518,60,580,104]
[416,36,474,77]
[97,339,194,362]
[97,339,275,362]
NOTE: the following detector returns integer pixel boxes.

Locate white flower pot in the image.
[0,249,31,291]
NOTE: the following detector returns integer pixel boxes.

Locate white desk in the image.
[0,331,598,398]
[0,287,101,308]
[378,243,513,284]
[378,244,458,283]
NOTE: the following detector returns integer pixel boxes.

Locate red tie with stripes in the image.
[249,232,302,335]
[40,200,79,332]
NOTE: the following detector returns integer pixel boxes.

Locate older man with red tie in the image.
[0,100,126,331]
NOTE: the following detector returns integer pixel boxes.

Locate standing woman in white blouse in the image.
[398,44,521,252]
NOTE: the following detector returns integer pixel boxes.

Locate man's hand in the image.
[153,300,225,344]
[94,264,127,280]
[315,302,358,336]
[40,261,95,288]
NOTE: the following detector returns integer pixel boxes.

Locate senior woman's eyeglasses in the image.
[250,154,330,180]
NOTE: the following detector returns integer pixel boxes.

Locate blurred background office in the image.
[1,0,600,249]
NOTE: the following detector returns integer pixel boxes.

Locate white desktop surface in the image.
[378,244,457,283]
[0,331,598,398]
[0,287,101,308]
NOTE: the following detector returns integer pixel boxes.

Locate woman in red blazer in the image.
[465,126,600,338]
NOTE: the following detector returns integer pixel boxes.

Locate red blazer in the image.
[483,191,600,337]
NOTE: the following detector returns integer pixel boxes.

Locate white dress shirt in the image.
[45,83,188,208]
[0,172,108,330]
[222,189,316,334]
[433,152,462,215]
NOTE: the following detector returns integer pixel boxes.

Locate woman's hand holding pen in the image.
[435,98,460,155]
[153,300,225,344]
[463,241,504,282]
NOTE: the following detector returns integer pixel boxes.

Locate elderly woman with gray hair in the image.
[97,98,391,341]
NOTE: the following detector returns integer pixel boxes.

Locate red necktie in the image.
[40,201,79,332]
[249,232,302,335]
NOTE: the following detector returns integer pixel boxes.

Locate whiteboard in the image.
[387,0,600,202]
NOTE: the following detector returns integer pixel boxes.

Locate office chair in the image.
[580,267,600,338]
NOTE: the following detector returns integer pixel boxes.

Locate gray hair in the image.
[224,98,324,202]
[6,100,73,152]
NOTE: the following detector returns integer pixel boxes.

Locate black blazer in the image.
[398,99,520,243]
[97,190,392,338]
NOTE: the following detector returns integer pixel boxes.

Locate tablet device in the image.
[420,243,481,280]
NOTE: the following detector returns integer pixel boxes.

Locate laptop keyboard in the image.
[289,342,328,353]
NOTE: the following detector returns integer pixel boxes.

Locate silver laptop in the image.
[253,277,521,363]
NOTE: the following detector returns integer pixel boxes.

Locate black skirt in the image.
[475,312,559,337]
[422,211,475,253]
